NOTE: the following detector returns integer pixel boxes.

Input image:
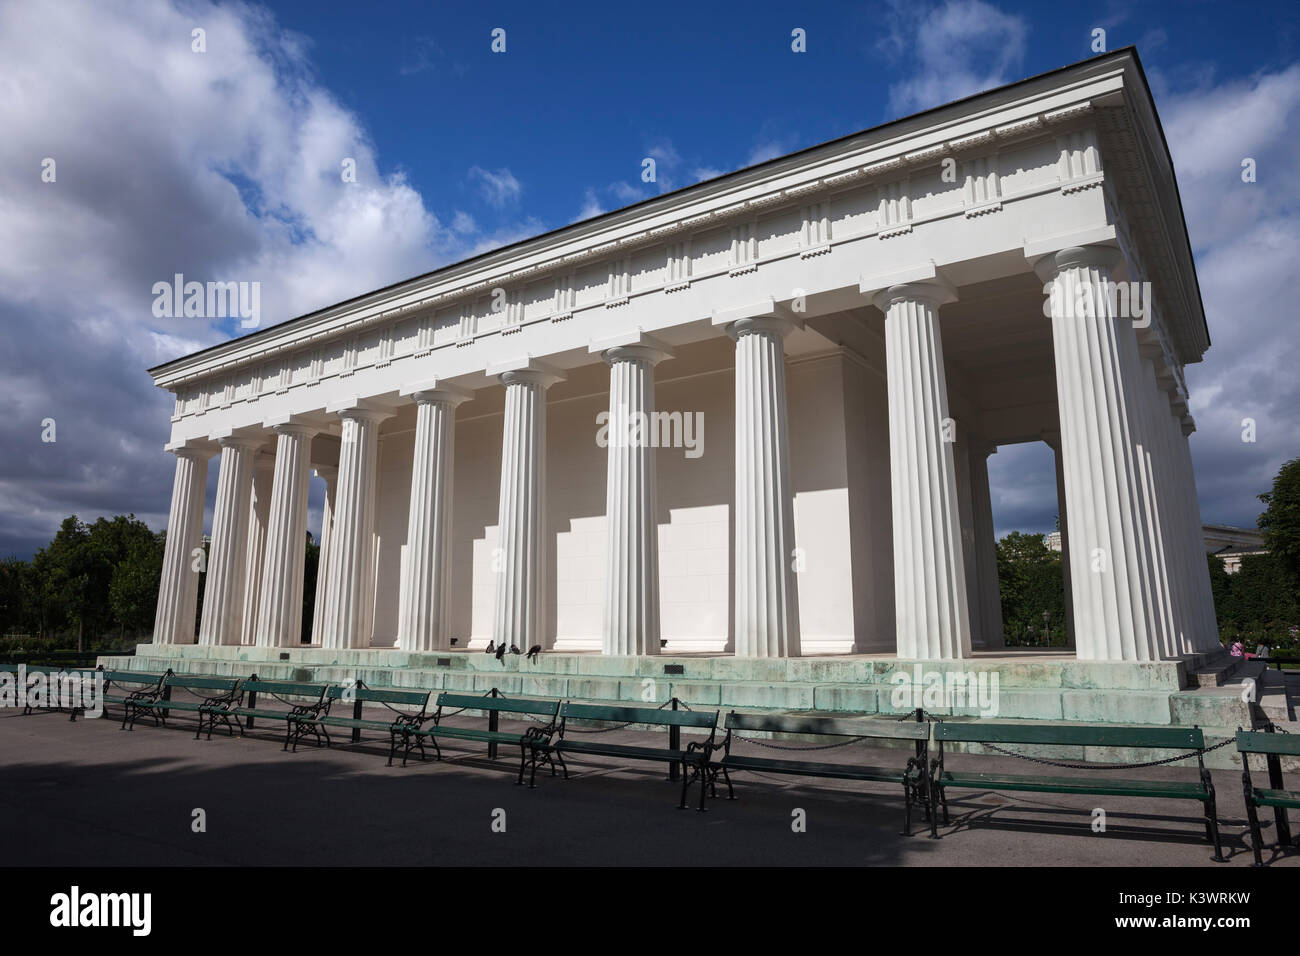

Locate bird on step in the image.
[484,641,495,654]
[509,644,521,656]
[526,644,542,662]
[495,643,507,663]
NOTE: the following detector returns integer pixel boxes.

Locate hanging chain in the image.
[979,735,1235,771]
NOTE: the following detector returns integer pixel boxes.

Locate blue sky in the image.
[1,0,1298,558]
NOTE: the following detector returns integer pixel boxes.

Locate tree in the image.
[996,531,1068,645]
[1259,457,1300,579]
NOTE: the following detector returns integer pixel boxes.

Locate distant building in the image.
[1203,524,1267,574]
[1045,524,1265,575]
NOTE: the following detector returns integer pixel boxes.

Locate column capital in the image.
[488,356,566,389]
[326,397,396,424]
[208,430,265,452]
[723,314,798,341]
[589,329,674,365]
[400,379,475,406]
[861,261,957,312]
[1030,243,1122,283]
[164,440,216,460]
[711,297,800,338]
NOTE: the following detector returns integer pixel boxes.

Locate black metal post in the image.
[488,687,500,760]
[352,695,363,743]
[668,698,680,781]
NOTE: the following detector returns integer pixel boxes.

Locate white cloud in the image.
[1158,63,1300,525]
[878,0,1029,115]
[468,165,522,207]
[0,0,493,555]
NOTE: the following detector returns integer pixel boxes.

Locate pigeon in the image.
[526,644,542,662]
[495,643,507,663]
[484,641,495,654]
[509,644,521,656]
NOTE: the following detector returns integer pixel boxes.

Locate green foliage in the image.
[996,531,1068,646]
[1258,457,1300,578]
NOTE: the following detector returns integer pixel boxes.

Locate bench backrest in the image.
[102,670,168,686]
[327,685,430,708]
[936,721,1204,750]
[562,702,718,729]
[1237,730,1300,757]
[437,693,559,717]
[241,679,328,700]
[164,674,241,692]
[726,711,929,741]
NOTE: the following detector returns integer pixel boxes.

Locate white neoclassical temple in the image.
[147,50,1219,665]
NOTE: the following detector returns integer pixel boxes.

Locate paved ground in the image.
[1,707,1296,867]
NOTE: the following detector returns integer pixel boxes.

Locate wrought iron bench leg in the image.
[1205,791,1226,863]
[902,780,912,837]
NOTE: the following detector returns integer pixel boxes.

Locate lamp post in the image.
[1042,610,1051,647]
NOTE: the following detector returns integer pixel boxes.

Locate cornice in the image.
[152,52,1183,392]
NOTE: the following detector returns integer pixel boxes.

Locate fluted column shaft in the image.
[198,437,260,645]
[321,408,391,649]
[255,424,318,647]
[969,441,1004,648]
[398,388,468,651]
[1039,246,1163,661]
[310,467,337,646]
[239,458,274,645]
[730,316,801,658]
[602,345,668,655]
[153,447,210,644]
[1171,415,1220,650]
[493,368,560,651]
[878,284,971,659]
[1048,440,1076,649]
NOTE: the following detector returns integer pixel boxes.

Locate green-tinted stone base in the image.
[96,644,1275,769]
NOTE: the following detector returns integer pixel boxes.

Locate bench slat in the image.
[327,686,429,706]
[437,694,557,716]
[726,711,928,740]
[724,754,912,782]
[939,770,1208,800]
[556,740,690,762]
[1253,787,1300,809]
[562,702,716,728]
[936,721,1204,749]
[1237,730,1300,757]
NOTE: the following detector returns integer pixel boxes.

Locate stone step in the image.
[1187,654,1245,687]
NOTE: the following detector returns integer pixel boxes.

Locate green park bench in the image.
[290,682,432,762]
[101,669,170,727]
[1236,726,1300,865]
[398,691,562,785]
[536,701,720,809]
[709,710,934,835]
[122,672,242,735]
[202,676,330,749]
[932,721,1224,861]
[1,664,101,720]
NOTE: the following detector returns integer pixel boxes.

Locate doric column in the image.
[594,335,672,656]
[1173,413,1221,651]
[727,315,801,658]
[239,454,275,645]
[1035,245,1164,660]
[968,439,1004,649]
[255,422,318,647]
[397,383,471,652]
[320,404,393,649]
[1046,439,1076,650]
[873,279,971,659]
[491,361,564,652]
[198,435,262,646]
[309,466,337,646]
[152,445,211,644]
